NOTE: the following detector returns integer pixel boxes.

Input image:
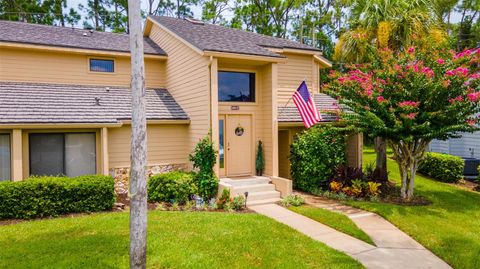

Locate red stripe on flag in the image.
[292,94,313,127]
[293,93,315,128]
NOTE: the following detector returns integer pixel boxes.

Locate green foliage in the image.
[419,152,465,183]
[189,135,218,199]
[217,188,231,209]
[280,195,305,207]
[148,172,197,204]
[290,125,347,192]
[232,195,246,211]
[0,175,115,219]
[255,140,265,176]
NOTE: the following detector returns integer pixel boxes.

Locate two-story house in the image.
[0,16,362,202]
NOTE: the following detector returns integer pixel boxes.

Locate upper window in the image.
[218,71,255,102]
[89,59,114,73]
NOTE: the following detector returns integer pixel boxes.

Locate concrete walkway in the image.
[250,202,452,269]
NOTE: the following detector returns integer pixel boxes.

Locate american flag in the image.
[292,81,321,128]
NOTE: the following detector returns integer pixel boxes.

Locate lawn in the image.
[288,205,374,245]
[0,211,363,269]
[346,148,480,269]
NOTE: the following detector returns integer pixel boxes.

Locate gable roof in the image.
[0,20,166,55]
[0,82,188,124]
[278,93,340,123]
[149,16,320,58]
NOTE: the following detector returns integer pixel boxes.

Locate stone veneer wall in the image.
[111,163,188,194]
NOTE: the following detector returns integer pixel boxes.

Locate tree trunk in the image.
[128,0,147,268]
[374,137,388,181]
[391,139,429,201]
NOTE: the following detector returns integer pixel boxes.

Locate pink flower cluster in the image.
[406,113,418,119]
[466,119,477,126]
[467,92,480,102]
[406,62,434,78]
[445,67,469,77]
[398,101,420,108]
[449,95,464,104]
[453,48,480,60]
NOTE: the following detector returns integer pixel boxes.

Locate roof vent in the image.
[185,17,205,25]
[94,97,101,106]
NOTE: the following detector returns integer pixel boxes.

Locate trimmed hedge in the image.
[419,152,464,183]
[290,125,347,192]
[0,175,115,219]
[148,171,197,204]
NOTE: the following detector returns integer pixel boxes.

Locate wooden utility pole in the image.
[127,0,147,268]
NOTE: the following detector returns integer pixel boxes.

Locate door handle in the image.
[227,142,230,151]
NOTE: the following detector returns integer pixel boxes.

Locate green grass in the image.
[346,148,480,269]
[0,211,363,269]
[288,205,374,245]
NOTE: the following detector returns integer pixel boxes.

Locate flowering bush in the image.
[327,47,480,200]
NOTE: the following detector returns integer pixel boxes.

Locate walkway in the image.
[250,201,452,269]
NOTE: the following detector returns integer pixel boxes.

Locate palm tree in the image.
[335,0,441,63]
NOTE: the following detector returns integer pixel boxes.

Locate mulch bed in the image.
[449,179,479,192]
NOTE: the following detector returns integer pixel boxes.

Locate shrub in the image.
[189,135,218,199]
[148,171,197,204]
[217,188,231,209]
[280,195,305,207]
[0,175,115,219]
[256,140,265,176]
[419,152,464,183]
[290,125,347,192]
[232,195,246,211]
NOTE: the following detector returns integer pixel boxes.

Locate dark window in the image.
[218,71,255,102]
[90,59,114,72]
[29,133,96,177]
[0,134,10,181]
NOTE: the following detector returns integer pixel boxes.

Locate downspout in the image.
[209,55,213,133]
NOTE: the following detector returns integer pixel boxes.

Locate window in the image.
[0,134,10,181]
[89,59,114,72]
[219,119,225,168]
[218,71,255,102]
[29,133,96,177]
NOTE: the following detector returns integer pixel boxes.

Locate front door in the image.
[225,114,253,176]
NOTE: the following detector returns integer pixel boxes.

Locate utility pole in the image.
[127,0,147,268]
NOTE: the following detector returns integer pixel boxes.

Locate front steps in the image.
[220,177,282,206]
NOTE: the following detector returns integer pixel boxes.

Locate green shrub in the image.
[0,175,115,219]
[148,171,197,204]
[280,195,305,207]
[418,152,464,183]
[232,195,246,211]
[189,135,218,199]
[290,125,347,192]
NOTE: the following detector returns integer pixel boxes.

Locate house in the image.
[429,129,480,179]
[0,16,362,202]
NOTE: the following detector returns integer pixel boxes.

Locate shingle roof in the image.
[278,93,340,123]
[0,20,166,55]
[150,16,320,58]
[0,82,188,124]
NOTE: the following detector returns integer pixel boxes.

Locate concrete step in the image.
[247,197,281,206]
[221,177,270,186]
[247,190,281,202]
[232,184,276,195]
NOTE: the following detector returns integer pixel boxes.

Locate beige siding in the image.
[277,53,319,106]
[0,47,166,88]
[148,24,210,152]
[108,124,189,168]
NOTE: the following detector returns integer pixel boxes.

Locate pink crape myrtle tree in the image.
[327,47,480,201]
